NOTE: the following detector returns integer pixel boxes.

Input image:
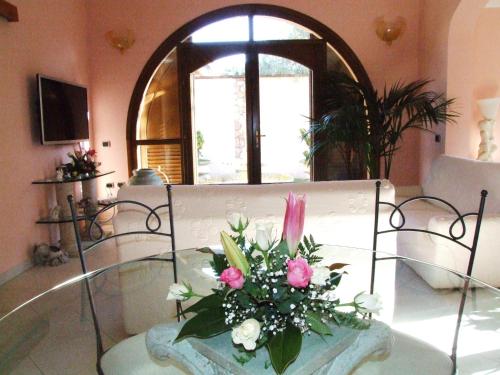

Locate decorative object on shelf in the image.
[33,243,68,267]
[374,16,406,45]
[477,97,500,161]
[50,205,61,220]
[105,28,135,54]
[32,171,115,258]
[128,168,164,186]
[307,72,458,179]
[170,193,378,374]
[65,147,100,178]
[55,167,64,181]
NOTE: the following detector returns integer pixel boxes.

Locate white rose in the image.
[311,267,331,286]
[355,292,383,314]
[166,283,189,301]
[227,212,248,231]
[231,318,261,350]
[319,290,337,301]
[255,222,274,251]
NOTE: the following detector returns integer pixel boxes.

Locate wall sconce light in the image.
[105,29,135,54]
[375,17,406,45]
[477,97,500,161]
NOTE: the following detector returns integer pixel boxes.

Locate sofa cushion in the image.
[422,155,499,214]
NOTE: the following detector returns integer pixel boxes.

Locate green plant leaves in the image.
[175,307,228,342]
[266,324,302,374]
[274,240,290,258]
[305,311,332,336]
[210,254,229,276]
[182,293,223,315]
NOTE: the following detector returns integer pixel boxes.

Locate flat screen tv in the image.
[37,74,89,145]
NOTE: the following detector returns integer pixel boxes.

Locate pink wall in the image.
[417,0,460,182]
[470,8,500,160]
[445,0,495,159]
[2,0,474,276]
[87,0,423,191]
[0,0,90,275]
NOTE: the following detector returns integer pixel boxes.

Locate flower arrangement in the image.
[65,148,100,177]
[169,193,381,374]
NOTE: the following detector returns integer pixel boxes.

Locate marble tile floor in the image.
[1,249,500,375]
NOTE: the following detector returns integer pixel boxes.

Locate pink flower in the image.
[282,192,306,256]
[220,266,245,289]
[287,258,313,288]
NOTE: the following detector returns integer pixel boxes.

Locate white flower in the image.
[255,222,274,251]
[311,267,331,286]
[227,212,248,231]
[231,318,261,350]
[166,283,189,301]
[355,292,383,314]
[319,290,337,301]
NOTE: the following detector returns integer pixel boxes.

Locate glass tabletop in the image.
[1,245,499,375]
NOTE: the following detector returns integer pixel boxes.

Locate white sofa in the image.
[113,180,396,333]
[113,180,396,260]
[396,155,500,288]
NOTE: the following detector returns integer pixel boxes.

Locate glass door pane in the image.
[258,54,311,183]
[191,54,248,184]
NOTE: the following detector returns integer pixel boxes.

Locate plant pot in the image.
[129,168,164,186]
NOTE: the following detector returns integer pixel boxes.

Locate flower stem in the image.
[262,250,270,269]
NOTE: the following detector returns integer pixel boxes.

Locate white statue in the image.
[477,119,497,161]
[476,97,500,162]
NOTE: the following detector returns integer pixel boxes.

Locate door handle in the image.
[256,130,266,148]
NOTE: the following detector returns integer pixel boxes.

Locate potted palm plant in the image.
[309,73,458,179]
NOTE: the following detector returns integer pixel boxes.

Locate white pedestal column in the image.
[55,183,78,257]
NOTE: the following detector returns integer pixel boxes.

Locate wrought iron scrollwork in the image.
[371,180,488,375]
[375,181,487,252]
[66,184,179,375]
[85,200,171,244]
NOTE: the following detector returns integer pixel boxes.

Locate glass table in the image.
[1,245,499,375]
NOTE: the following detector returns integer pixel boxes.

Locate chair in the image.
[371,180,488,374]
[67,184,179,375]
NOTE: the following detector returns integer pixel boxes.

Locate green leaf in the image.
[210,254,228,276]
[233,351,255,366]
[244,280,263,299]
[329,272,343,287]
[274,240,290,258]
[175,308,228,342]
[182,293,223,315]
[266,323,302,374]
[236,292,252,308]
[306,311,332,336]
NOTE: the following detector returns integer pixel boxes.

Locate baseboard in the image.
[0,260,33,286]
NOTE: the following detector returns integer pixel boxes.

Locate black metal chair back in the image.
[371,180,488,374]
[67,184,178,375]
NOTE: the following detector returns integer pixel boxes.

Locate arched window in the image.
[127,5,370,184]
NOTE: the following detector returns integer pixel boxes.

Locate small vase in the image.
[129,168,164,186]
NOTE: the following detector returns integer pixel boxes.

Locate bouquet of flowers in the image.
[65,148,100,177]
[169,193,382,374]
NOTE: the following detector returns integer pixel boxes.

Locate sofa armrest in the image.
[428,214,500,285]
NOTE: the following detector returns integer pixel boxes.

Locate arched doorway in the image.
[127,4,371,184]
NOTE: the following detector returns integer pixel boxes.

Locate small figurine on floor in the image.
[33,243,69,266]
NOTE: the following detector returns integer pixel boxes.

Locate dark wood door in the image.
[178,40,327,184]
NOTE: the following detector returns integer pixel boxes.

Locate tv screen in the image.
[37,75,89,145]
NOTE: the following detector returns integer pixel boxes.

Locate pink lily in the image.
[282,192,306,257]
